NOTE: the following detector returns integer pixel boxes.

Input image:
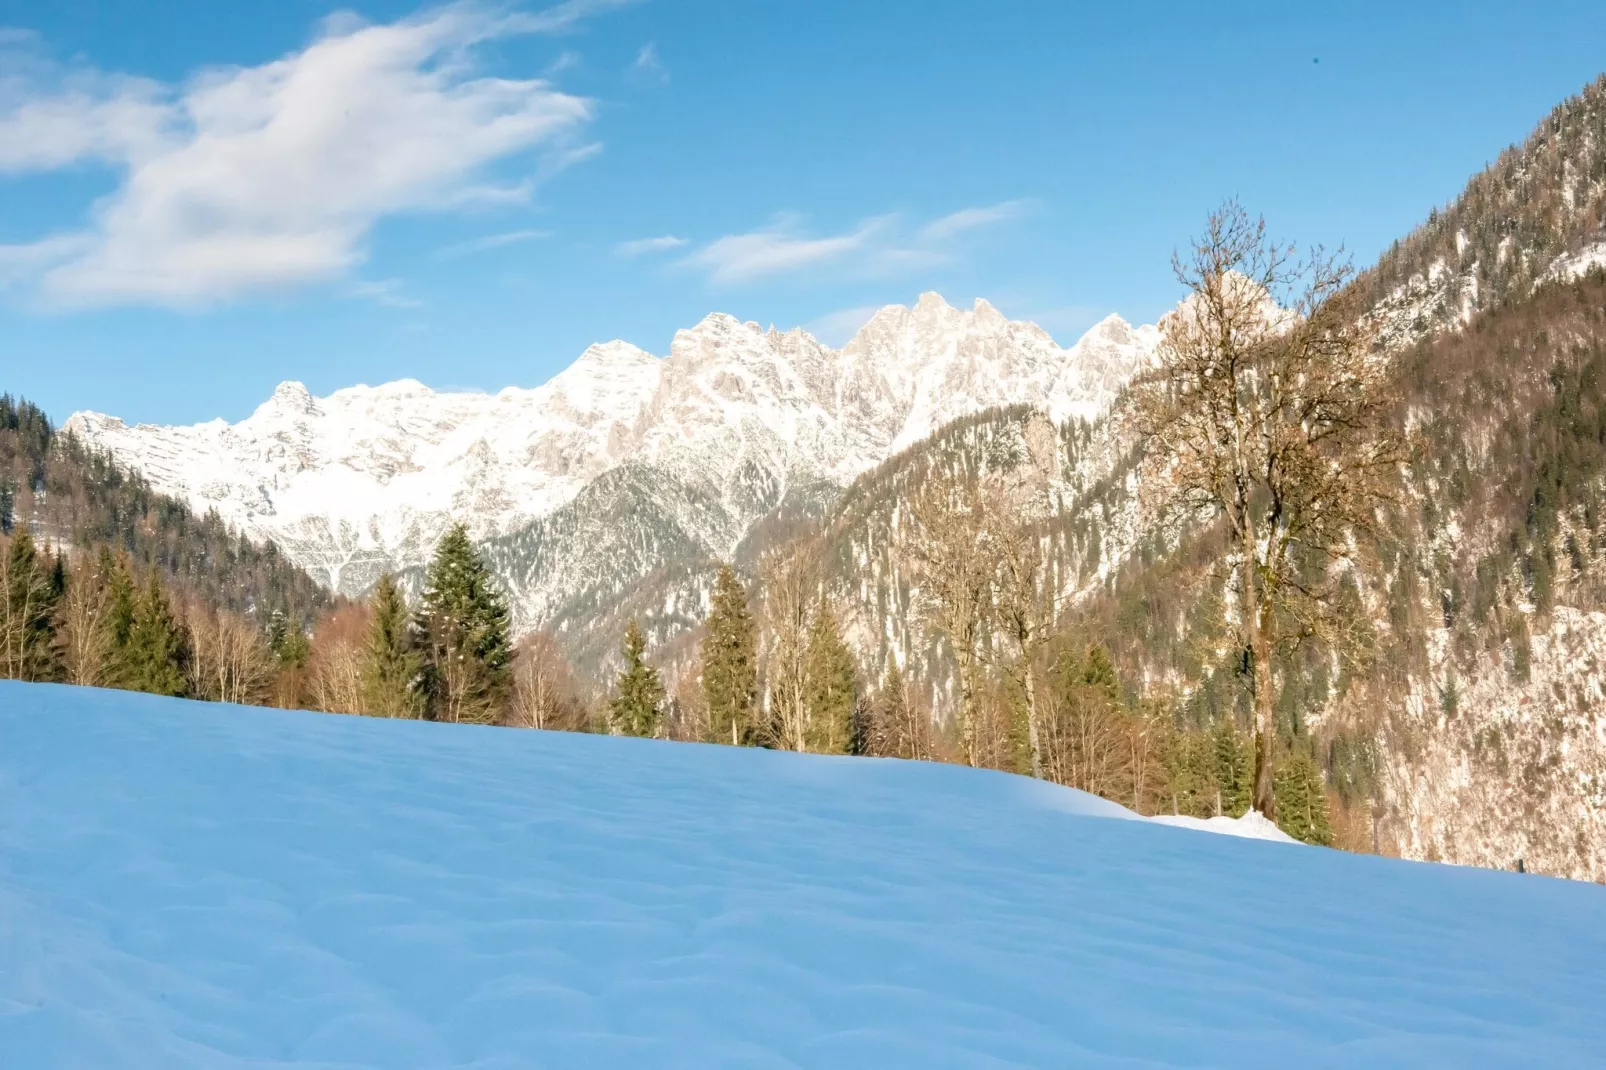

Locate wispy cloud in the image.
[679,215,894,285]
[918,199,1033,241]
[436,228,552,259]
[629,42,668,84]
[545,50,582,76]
[350,277,424,308]
[673,200,1025,286]
[0,233,91,287]
[0,1,628,308]
[503,0,648,36]
[805,305,882,346]
[616,234,687,257]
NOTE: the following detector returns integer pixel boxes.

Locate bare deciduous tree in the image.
[904,474,996,766]
[1125,201,1403,817]
[759,543,817,752]
[304,604,370,714]
[186,601,277,706]
[664,660,711,743]
[57,552,115,687]
[507,630,586,732]
[982,477,1056,779]
[864,662,931,761]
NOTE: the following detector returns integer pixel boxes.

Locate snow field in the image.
[1,680,1603,1068]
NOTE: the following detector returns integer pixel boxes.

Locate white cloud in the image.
[918,199,1032,241]
[678,215,895,285]
[674,200,1024,287]
[616,234,687,256]
[503,0,645,35]
[630,42,668,84]
[436,227,552,259]
[350,277,425,308]
[0,233,91,287]
[0,3,615,307]
[805,305,882,346]
[545,50,582,76]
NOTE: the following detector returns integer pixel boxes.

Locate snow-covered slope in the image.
[64,295,1157,600]
[3,681,1603,1068]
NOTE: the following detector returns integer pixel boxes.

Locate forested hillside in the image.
[1363,73,1606,348]
[0,395,328,622]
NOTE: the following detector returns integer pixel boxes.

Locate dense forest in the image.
[0,394,328,623]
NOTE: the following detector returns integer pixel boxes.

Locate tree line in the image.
[4,199,1407,851]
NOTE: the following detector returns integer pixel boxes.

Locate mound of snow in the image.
[2,681,1604,1068]
[1150,809,1299,843]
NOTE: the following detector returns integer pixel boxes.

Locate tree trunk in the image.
[1022,662,1043,779]
[1239,518,1277,819]
[956,652,977,766]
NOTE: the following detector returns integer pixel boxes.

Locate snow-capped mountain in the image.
[65,294,1159,611]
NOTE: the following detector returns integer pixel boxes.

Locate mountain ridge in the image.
[64,294,1160,614]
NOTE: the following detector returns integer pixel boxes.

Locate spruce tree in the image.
[0,528,60,681]
[360,573,422,717]
[100,551,138,688]
[1212,716,1253,817]
[701,564,756,745]
[416,524,512,723]
[804,595,857,754]
[1274,749,1335,846]
[124,571,189,696]
[871,662,914,759]
[610,618,663,738]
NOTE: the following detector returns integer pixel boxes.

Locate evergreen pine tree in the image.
[124,571,189,696]
[0,528,61,681]
[1274,749,1335,846]
[416,524,512,723]
[872,662,915,759]
[1212,716,1253,817]
[701,564,756,745]
[99,551,138,688]
[610,618,663,738]
[804,595,857,754]
[360,573,423,717]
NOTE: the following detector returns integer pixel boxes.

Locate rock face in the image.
[65,294,1159,619]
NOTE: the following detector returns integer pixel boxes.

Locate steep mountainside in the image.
[799,277,1606,880]
[772,79,1606,879]
[1363,73,1606,349]
[66,295,1158,629]
[0,394,327,623]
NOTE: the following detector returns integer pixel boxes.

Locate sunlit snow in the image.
[2,681,1602,1068]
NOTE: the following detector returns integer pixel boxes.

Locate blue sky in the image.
[3,0,1605,426]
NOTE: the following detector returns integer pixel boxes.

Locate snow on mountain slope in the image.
[4,681,1604,1068]
[64,295,1156,600]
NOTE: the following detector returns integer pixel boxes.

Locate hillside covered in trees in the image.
[1,395,328,623]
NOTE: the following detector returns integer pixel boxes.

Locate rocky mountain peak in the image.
[67,294,1161,602]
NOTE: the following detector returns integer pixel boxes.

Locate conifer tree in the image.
[360,573,422,717]
[0,528,60,681]
[1212,716,1253,817]
[701,564,757,745]
[1274,749,1335,846]
[610,618,663,738]
[267,606,311,709]
[804,595,857,754]
[416,524,512,724]
[100,551,138,687]
[124,571,189,696]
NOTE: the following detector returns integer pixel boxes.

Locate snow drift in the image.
[1,681,1602,1068]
